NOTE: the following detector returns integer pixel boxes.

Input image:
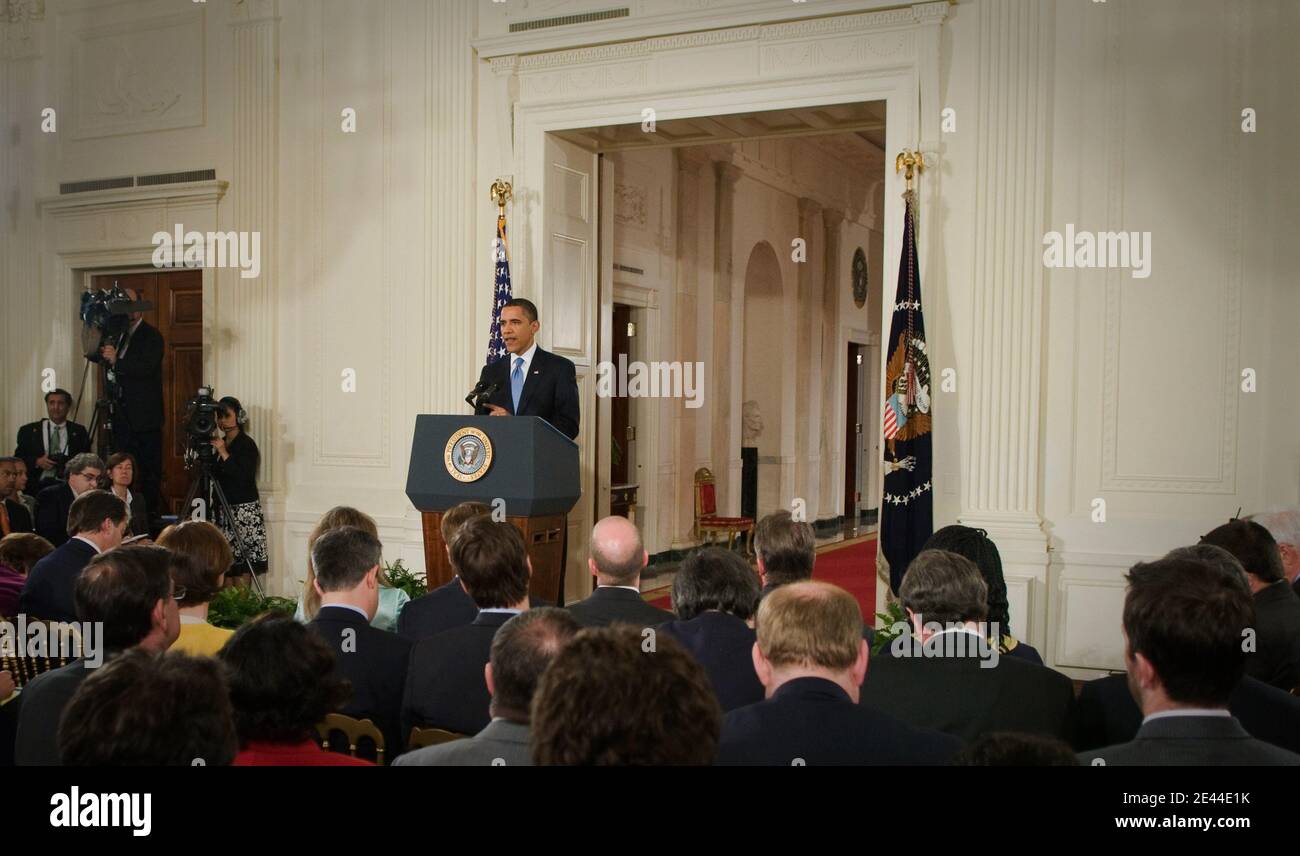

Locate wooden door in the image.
[90,271,203,517]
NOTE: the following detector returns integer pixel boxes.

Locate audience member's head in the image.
[67,489,128,549]
[753,580,867,701]
[441,500,491,552]
[531,625,721,765]
[75,545,180,653]
[588,515,647,586]
[157,520,233,608]
[1200,519,1285,591]
[1121,556,1253,714]
[64,453,106,496]
[923,525,1011,632]
[311,526,384,619]
[451,517,531,609]
[302,506,382,618]
[1246,509,1300,584]
[951,732,1079,767]
[752,511,815,589]
[672,546,760,621]
[487,608,580,723]
[0,457,21,499]
[219,613,352,747]
[899,549,988,638]
[58,649,237,766]
[0,532,53,575]
[1165,543,1249,587]
[45,388,73,424]
[104,452,138,491]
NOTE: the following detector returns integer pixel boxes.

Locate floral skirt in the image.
[215,500,269,575]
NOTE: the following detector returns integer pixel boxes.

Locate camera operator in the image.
[95,287,164,518]
[210,397,268,578]
[14,390,90,488]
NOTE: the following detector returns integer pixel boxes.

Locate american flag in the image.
[485,215,512,364]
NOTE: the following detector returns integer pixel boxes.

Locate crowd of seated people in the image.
[3,496,1300,767]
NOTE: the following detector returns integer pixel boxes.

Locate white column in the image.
[672,147,708,547]
[818,207,844,518]
[711,160,743,514]
[795,197,822,519]
[961,0,1053,638]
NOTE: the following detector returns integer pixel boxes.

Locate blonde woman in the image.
[293,506,409,632]
[157,520,236,656]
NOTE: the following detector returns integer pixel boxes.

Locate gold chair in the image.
[0,617,83,689]
[316,713,386,764]
[693,467,754,554]
[407,726,467,750]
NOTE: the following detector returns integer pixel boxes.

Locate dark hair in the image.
[58,649,237,766]
[1200,519,1285,583]
[218,614,352,745]
[1122,557,1254,706]
[0,455,22,468]
[531,626,722,765]
[104,452,139,485]
[450,517,530,609]
[503,297,538,323]
[218,396,246,426]
[0,532,54,574]
[157,520,234,606]
[898,549,989,625]
[44,389,72,406]
[66,489,127,536]
[923,525,1010,630]
[441,501,491,547]
[75,545,173,650]
[752,511,815,586]
[489,608,580,721]
[673,547,760,621]
[1165,544,1248,587]
[952,732,1079,767]
[311,526,383,593]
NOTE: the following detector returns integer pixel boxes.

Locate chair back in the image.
[694,467,718,518]
[407,726,467,750]
[316,713,386,764]
[0,617,83,689]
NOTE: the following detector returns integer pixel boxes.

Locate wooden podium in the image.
[405,414,580,606]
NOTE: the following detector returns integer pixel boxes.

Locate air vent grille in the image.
[510,7,629,33]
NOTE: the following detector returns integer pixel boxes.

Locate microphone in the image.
[465,381,499,409]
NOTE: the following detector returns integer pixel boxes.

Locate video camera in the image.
[183,386,224,467]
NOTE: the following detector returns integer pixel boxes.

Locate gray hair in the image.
[1247,509,1300,548]
[66,453,106,476]
[899,549,989,625]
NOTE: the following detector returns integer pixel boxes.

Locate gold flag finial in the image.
[894,150,924,191]
[490,179,513,215]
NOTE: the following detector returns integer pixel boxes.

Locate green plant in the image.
[207,586,297,630]
[383,558,427,601]
[870,598,910,655]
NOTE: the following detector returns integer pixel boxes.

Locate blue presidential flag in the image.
[486,215,512,364]
[881,190,933,594]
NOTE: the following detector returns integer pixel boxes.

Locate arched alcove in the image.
[742,241,786,517]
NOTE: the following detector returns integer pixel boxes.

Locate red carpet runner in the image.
[646,535,878,620]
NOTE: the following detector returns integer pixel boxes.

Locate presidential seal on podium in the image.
[444,427,493,482]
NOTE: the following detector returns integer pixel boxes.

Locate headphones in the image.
[219,396,248,427]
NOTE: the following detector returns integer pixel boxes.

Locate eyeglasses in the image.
[171,586,187,602]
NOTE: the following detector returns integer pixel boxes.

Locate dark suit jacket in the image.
[3,498,33,533]
[18,538,98,622]
[33,482,75,547]
[15,420,91,486]
[308,605,412,754]
[398,576,549,643]
[718,677,962,765]
[1246,580,1300,691]
[1072,672,1300,754]
[567,586,674,629]
[14,657,101,765]
[103,321,165,431]
[1078,714,1300,766]
[475,346,580,439]
[658,612,764,712]
[860,634,1076,742]
[402,610,516,739]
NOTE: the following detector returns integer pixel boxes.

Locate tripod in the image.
[182,453,264,596]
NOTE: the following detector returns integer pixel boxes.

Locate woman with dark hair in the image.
[0,531,54,617]
[921,525,1043,664]
[104,452,149,537]
[157,520,235,656]
[655,546,764,711]
[210,396,269,579]
[219,613,372,766]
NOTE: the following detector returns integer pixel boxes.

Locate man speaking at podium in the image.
[475,298,580,440]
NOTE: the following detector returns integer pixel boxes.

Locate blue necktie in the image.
[511,356,524,412]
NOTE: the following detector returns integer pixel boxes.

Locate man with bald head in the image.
[96,286,165,515]
[566,515,674,628]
